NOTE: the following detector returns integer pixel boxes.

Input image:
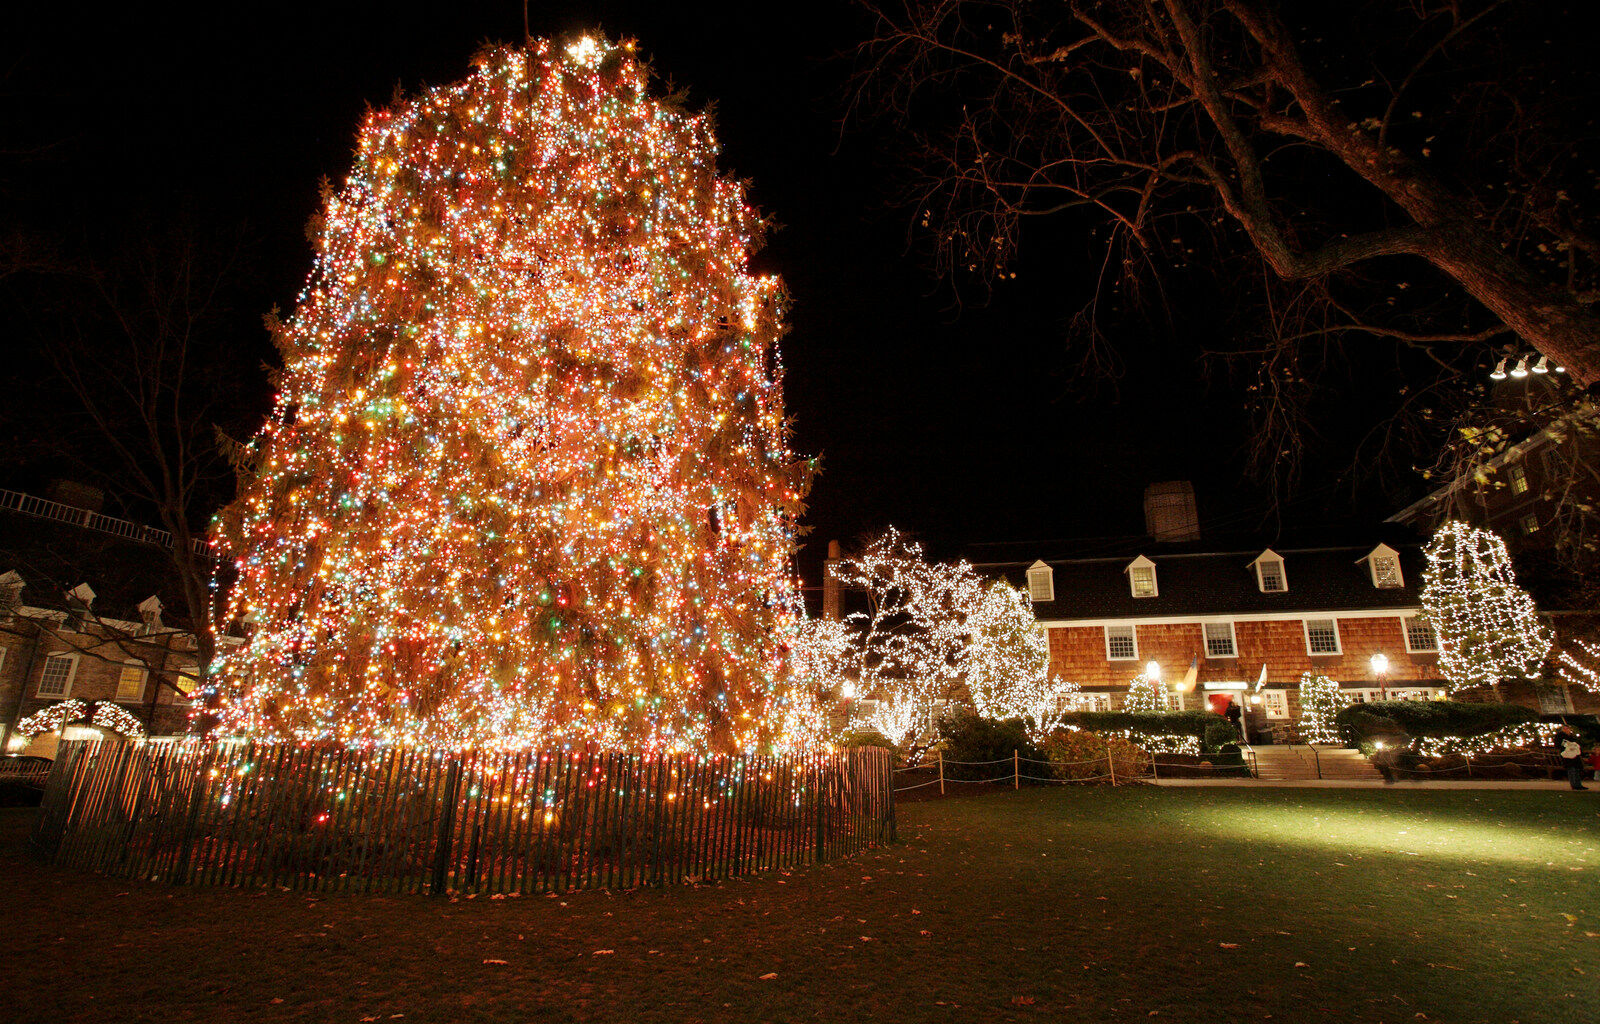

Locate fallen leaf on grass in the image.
[859,936,872,942]
[482,959,508,965]
[1011,995,1035,1006]
[1294,962,1308,969]
[1219,943,1240,949]
[593,950,615,956]
[759,973,778,980]
[920,930,932,936]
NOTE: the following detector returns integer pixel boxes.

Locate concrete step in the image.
[1247,746,1380,781]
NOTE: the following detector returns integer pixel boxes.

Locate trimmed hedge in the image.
[935,713,1045,779]
[1336,700,1537,743]
[1055,710,1233,752]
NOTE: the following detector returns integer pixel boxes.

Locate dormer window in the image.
[1361,544,1404,589]
[1025,560,1055,603]
[1125,555,1158,598]
[1251,549,1287,593]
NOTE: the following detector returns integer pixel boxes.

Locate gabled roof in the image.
[1249,548,1282,566]
[976,544,1427,622]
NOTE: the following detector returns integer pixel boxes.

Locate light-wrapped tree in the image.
[1121,674,1170,714]
[1297,672,1346,744]
[1420,521,1551,692]
[215,39,812,753]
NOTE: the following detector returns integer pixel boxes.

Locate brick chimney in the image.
[823,539,842,620]
[1144,481,1200,542]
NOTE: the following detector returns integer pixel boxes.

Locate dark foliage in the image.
[1337,699,1537,743]
[934,712,1042,779]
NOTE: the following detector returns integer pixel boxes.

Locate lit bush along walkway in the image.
[3,787,1594,1024]
[31,740,895,894]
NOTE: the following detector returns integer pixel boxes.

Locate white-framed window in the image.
[1509,463,1529,496]
[37,653,79,697]
[1104,624,1138,661]
[1025,561,1054,603]
[1256,558,1286,593]
[1520,512,1540,535]
[1362,544,1404,589]
[1303,618,1342,656]
[1262,689,1289,719]
[115,662,147,702]
[1403,617,1438,653]
[1073,692,1113,712]
[175,663,201,701]
[1535,684,1573,714]
[1203,621,1237,658]
[1371,555,1402,589]
[1126,556,1158,598]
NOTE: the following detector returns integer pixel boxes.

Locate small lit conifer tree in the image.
[1297,672,1345,744]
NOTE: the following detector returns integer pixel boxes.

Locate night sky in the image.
[3,1,1406,582]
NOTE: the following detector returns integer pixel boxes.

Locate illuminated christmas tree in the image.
[215,38,812,753]
[1296,672,1345,743]
[1121,674,1169,713]
[1420,521,1551,692]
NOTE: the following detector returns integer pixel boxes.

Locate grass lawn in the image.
[1,786,1596,1023]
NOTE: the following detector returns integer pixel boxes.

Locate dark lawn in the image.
[1,787,1596,1024]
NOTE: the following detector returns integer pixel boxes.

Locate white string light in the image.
[1420,521,1551,692]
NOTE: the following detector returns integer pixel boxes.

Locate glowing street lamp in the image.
[1370,652,1390,702]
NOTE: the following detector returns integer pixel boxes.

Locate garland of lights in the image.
[1412,721,1561,757]
[1556,638,1600,693]
[1420,521,1551,692]
[91,702,146,738]
[17,700,88,737]
[213,38,815,755]
[1297,672,1345,744]
[14,700,144,739]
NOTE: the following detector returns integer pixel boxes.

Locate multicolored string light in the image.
[213,38,815,754]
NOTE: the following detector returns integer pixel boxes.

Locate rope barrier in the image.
[891,778,944,792]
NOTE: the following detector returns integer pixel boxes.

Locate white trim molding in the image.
[1038,607,1424,629]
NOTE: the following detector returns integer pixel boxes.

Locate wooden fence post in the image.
[430,756,463,896]
[1013,749,1019,790]
[937,749,945,796]
[1107,748,1117,787]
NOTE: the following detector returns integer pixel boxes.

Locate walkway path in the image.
[1156,777,1593,790]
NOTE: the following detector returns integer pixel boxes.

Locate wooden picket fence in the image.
[30,740,895,895]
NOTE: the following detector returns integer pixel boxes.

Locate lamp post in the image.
[1369,653,1390,702]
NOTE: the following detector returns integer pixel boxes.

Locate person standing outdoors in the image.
[1554,723,1588,791]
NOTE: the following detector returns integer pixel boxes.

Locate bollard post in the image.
[937,749,945,796]
[1013,749,1019,790]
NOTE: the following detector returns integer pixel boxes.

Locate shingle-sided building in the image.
[975,543,1466,733]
